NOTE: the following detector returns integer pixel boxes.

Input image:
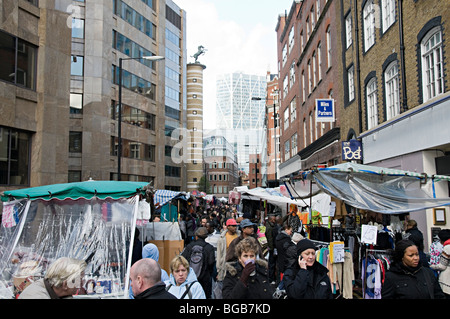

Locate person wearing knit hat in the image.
[282,239,333,299]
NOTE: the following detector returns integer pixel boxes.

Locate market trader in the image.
[19,257,86,299]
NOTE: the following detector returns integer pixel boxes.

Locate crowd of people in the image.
[17,202,450,300]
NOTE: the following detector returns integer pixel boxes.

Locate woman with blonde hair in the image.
[19,257,86,299]
[164,255,206,299]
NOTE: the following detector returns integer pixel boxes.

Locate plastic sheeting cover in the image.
[304,163,450,214]
[0,197,138,299]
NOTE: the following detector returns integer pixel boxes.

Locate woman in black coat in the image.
[283,239,333,299]
[381,239,444,299]
[222,237,274,299]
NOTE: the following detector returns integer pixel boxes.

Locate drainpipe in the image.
[354,0,363,134]
[398,0,408,112]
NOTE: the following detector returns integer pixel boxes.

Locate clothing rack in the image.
[361,246,393,298]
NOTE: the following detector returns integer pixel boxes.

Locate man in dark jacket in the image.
[130,258,177,299]
[404,220,429,267]
[275,222,293,279]
[181,227,215,298]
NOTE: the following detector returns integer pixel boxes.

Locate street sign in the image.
[315,99,335,122]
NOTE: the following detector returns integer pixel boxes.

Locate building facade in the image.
[215,72,267,173]
[277,0,342,181]
[0,0,188,194]
[346,0,450,248]
[203,133,239,198]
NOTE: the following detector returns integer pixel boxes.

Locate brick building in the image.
[277,0,342,180]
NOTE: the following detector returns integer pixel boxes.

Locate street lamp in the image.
[251,95,279,186]
[117,55,164,181]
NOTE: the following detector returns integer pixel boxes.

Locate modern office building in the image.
[0,0,188,194]
[215,72,267,173]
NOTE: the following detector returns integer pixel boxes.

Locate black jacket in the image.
[275,231,292,273]
[181,238,215,297]
[222,259,274,299]
[381,262,444,299]
[283,262,333,299]
[134,282,177,299]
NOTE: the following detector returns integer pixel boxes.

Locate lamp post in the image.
[117,55,164,181]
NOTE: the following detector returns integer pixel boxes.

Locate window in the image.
[0,31,37,90]
[289,62,295,88]
[381,0,395,33]
[288,27,295,53]
[302,71,306,103]
[290,98,297,123]
[326,26,332,69]
[309,112,314,144]
[308,59,312,94]
[0,127,30,186]
[282,44,287,67]
[70,93,83,114]
[348,66,355,102]
[317,42,322,81]
[291,133,298,155]
[71,56,84,76]
[72,18,84,39]
[303,118,307,147]
[284,107,290,130]
[69,131,82,153]
[366,78,378,129]
[363,0,375,51]
[345,13,352,48]
[385,62,400,120]
[284,140,290,160]
[421,27,444,102]
[312,51,317,88]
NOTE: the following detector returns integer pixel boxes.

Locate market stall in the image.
[0,180,153,299]
[301,162,450,298]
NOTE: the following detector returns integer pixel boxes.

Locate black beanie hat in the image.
[296,239,316,256]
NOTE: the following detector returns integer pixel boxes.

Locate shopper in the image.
[222,236,274,299]
[215,218,240,298]
[181,227,215,298]
[381,239,444,299]
[19,257,86,299]
[275,222,293,282]
[283,239,333,299]
[129,243,169,298]
[404,220,428,267]
[164,255,206,299]
[226,218,263,263]
[130,258,177,299]
[430,230,450,299]
[265,213,278,284]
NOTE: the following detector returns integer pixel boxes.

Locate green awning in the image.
[1,180,150,202]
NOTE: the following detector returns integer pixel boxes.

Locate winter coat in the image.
[283,262,333,299]
[216,229,240,281]
[222,259,274,299]
[142,243,169,281]
[134,281,177,299]
[430,245,450,295]
[381,262,445,299]
[225,233,263,263]
[275,231,292,274]
[18,278,62,299]
[164,267,206,299]
[181,237,215,298]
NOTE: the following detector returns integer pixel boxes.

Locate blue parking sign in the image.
[315,99,335,122]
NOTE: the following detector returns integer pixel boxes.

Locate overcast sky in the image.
[174,0,294,128]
